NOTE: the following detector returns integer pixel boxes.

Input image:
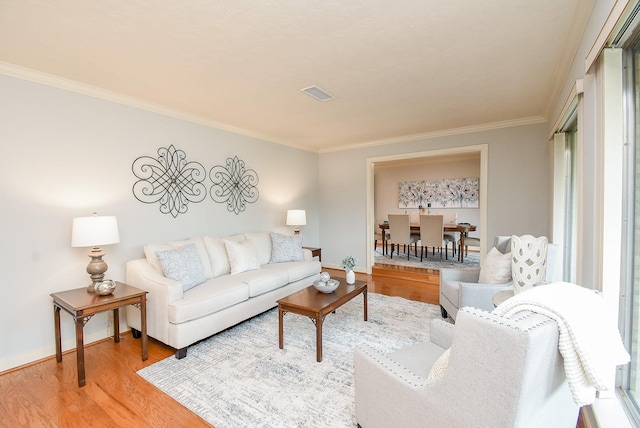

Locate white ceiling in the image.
[0,0,592,152]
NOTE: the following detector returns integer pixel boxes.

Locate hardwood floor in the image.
[0,265,584,427]
[0,266,430,427]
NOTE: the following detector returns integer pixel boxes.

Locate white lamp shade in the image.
[286,209,306,226]
[71,215,120,247]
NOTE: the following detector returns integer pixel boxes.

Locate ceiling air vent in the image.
[300,85,336,101]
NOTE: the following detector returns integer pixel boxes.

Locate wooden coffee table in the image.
[277,279,368,362]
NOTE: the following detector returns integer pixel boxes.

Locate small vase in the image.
[346,269,356,284]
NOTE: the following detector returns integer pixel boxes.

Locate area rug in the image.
[138,293,440,428]
[374,247,480,270]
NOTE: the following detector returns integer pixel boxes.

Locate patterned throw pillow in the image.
[224,239,261,275]
[269,232,304,263]
[428,348,451,381]
[155,243,208,291]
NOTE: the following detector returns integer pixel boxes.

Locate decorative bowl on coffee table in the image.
[313,279,340,293]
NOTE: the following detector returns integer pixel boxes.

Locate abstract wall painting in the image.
[399,177,479,209]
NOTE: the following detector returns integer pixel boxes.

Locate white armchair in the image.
[354,307,580,428]
[439,236,561,320]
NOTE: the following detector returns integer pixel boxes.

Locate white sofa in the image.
[125,231,321,358]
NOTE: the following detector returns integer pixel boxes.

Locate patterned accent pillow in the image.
[269,232,304,263]
[224,239,261,275]
[428,348,450,381]
[155,243,208,292]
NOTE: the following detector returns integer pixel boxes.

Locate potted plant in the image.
[341,256,358,284]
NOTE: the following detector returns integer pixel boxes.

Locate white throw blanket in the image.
[492,282,630,406]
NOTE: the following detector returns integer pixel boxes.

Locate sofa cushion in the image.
[269,232,304,263]
[225,239,261,275]
[155,243,208,291]
[478,247,512,284]
[167,278,250,324]
[237,268,289,297]
[244,232,272,265]
[145,237,212,279]
[203,234,244,277]
[262,260,321,283]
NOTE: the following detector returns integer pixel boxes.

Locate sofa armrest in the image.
[125,259,184,345]
[459,282,513,312]
[430,319,454,349]
[302,248,312,261]
[126,259,184,303]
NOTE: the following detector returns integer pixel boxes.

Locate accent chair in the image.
[354,307,579,428]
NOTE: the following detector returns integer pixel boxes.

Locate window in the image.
[620,25,640,426]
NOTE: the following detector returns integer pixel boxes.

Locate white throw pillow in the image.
[269,232,304,263]
[224,239,261,275]
[155,243,208,291]
[428,348,451,381]
[478,247,512,284]
[203,234,245,277]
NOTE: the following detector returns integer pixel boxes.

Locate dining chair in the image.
[419,214,448,261]
[432,211,456,257]
[458,235,480,261]
[374,231,389,254]
[388,214,418,259]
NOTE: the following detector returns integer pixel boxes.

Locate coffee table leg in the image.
[278,306,284,349]
[316,316,323,362]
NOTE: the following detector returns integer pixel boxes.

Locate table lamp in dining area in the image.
[286,209,306,234]
[71,212,120,292]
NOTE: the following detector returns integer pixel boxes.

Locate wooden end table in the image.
[302,246,322,261]
[51,282,148,387]
[277,279,367,362]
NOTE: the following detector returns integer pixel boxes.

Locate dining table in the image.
[378,222,477,262]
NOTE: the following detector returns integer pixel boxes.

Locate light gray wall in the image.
[0,74,320,370]
[318,123,551,270]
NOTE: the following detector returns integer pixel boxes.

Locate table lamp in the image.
[71,213,120,292]
[286,209,306,234]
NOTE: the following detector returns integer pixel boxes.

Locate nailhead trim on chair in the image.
[464,307,553,332]
[356,345,427,387]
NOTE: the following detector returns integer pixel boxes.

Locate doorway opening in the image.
[365,144,489,273]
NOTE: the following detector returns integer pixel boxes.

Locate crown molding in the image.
[320,116,547,153]
[0,61,316,153]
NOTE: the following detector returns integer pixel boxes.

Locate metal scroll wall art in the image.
[399,177,479,209]
[209,156,259,215]
[132,146,260,217]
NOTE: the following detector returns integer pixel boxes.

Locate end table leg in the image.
[140,296,148,361]
[53,305,62,362]
[278,306,284,349]
[75,318,86,387]
[113,308,120,343]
